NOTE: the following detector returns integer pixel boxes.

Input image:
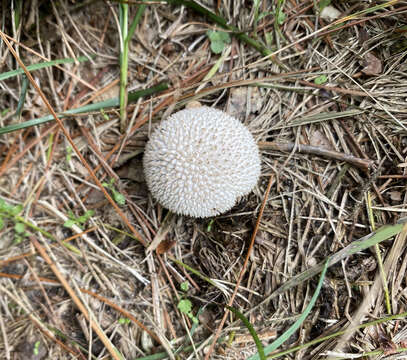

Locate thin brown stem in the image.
[259,141,373,172]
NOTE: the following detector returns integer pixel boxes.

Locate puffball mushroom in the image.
[143,106,261,217]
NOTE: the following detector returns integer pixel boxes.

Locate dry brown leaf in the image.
[320,5,342,22]
[389,191,402,201]
[308,129,333,149]
[156,239,176,254]
[361,52,382,75]
[228,87,262,119]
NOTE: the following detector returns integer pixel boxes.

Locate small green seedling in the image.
[314,75,328,85]
[102,179,126,206]
[206,30,231,54]
[100,108,110,121]
[64,210,95,229]
[276,9,286,25]
[0,200,28,243]
[274,0,286,26]
[66,146,73,163]
[206,219,215,232]
[14,222,29,244]
[14,223,25,233]
[118,317,131,325]
[33,341,41,356]
[178,299,198,324]
[0,199,22,217]
[180,281,189,292]
[178,282,198,324]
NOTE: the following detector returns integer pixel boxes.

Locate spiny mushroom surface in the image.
[143,106,261,217]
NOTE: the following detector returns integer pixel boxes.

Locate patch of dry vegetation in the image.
[1,0,407,359]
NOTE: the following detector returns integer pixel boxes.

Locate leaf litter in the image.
[1,1,407,359]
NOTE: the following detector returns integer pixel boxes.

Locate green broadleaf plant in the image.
[102,179,126,206]
[206,30,231,54]
[63,210,95,230]
[314,74,328,84]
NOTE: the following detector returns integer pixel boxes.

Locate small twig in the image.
[259,141,374,172]
[378,175,407,179]
[297,79,370,97]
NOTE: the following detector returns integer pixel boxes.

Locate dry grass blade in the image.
[30,237,123,360]
[79,288,161,344]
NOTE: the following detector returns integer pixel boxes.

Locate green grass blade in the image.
[269,220,407,301]
[268,308,407,358]
[0,55,92,81]
[226,305,265,360]
[249,259,330,360]
[13,0,23,30]
[119,0,147,132]
[15,74,29,118]
[128,2,147,42]
[0,82,168,135]
[119,2,129,132]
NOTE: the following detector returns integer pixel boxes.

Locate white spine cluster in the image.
[143,106,261,217]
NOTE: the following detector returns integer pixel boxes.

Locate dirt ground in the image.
[1,1,407,359]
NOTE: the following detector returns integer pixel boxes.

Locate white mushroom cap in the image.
[143,106,261,217]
